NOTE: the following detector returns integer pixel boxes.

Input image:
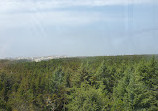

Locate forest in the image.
[0,55,158,111]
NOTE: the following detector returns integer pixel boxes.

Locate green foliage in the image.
[0,55,157,111]
[66,83,109,111]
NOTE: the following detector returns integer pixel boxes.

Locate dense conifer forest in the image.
[0,55,158,111]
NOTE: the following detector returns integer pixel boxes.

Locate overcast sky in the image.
[0,0,158,58]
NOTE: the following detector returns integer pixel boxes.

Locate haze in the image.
[0,0,158,58]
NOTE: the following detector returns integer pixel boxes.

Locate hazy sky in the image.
[0,0,158,58]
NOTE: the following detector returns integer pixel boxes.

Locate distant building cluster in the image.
[6,56,67,62]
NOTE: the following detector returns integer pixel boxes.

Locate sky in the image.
[0,0,158,58]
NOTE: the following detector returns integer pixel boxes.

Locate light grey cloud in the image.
[0,0,153,13]
[0,10,122,31]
